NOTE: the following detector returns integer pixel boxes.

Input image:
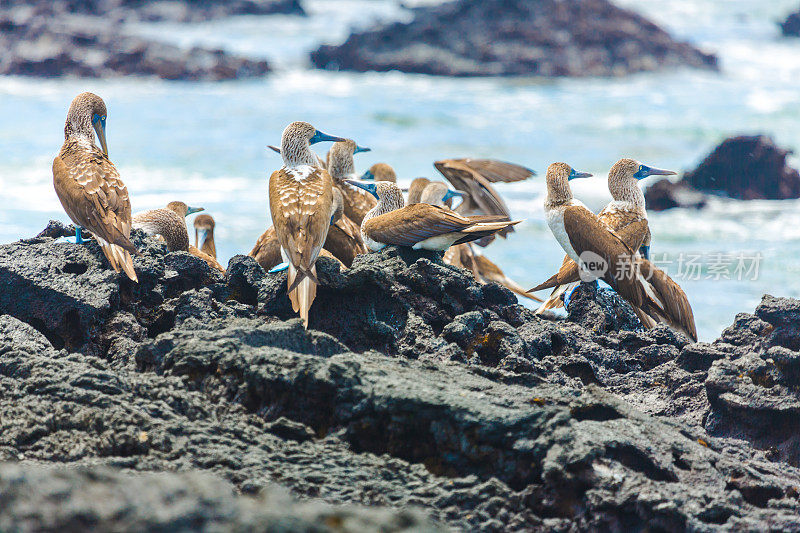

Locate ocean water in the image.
[1,0,799,341]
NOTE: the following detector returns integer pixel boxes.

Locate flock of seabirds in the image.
[52,92,698,342]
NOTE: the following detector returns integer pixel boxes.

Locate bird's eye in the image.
[638,166,644,173]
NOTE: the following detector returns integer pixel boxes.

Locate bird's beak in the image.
[310,130,347,145]
[267,145,281,154]
[196,228,208,249]
[568,170,593,181]
[93,120,108,157]
[186,206,204,216]
[359,170,375,181]
[353,145,371,154]
[344,179,379,199]
[443,189,466,209]
[637,165,677,180]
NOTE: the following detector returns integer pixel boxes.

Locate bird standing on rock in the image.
[133,201,224,272]
[346,180,520,252]
[537,162,696,340]
[193,214,217,259]
[53,92,138,282]
[268,121,345,328]
[535,158,676,312]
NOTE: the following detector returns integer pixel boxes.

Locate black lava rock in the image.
[310,0,718,77]
[3,226,800,530]
[781,7,800,37]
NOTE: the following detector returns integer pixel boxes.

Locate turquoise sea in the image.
[2,0,800,340]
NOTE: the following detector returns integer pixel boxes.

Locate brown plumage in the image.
[323,188,367,266]
[249,226,282,271]
[362,163,397,183]
[268,144,326,169]
[133,201,224,272]
[534,158,675,313]
[348,180,520,252]
[193,214,217,259]
[434,158,534,243]
[406,177,431,205]
[269,121,342,328]
[538,162,696,341]
[327,139,376,225]
[53,92,138,282]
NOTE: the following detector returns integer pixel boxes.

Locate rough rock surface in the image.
[1,225,800,530]
[0,13,270,80]
[781,7,800,37]
[645,135,800,210]
[310,0,718,77]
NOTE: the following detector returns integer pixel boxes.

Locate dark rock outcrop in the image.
[645,135,800,210]
[2,227,800,530]
[310,0,718,77]
[781,7,800,37]
[0,11,271,80]
[0,0,306,23]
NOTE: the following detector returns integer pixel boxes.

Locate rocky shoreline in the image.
[1,223,800,530]
[645,135,800,210]
[311,0,718,77]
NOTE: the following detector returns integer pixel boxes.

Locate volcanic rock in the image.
[311,0,718,77]
[2,227,800,530]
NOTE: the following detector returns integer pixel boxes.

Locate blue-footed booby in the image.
[193,214,217,259]
[133,201,224,272]
[345,180,520,252]
[326,139,375,226]
[417,182,540,302]
[538,162,696,340]
[360,163,397,183]
[533,159,675,312]
[53,92,138,282]
[434,158,535,244]
[269,121,344,328]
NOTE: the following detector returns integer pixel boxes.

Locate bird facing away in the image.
[323,188,368,266]
[53,92,138,282]
[326,139,375,225]
[534,159,676,313]
[360,163,397,183]
[538,162,696,341]
[418,182,540,302]
[406,177,431,205]
[268,121,344,328]
[434,158,535,243]
[346,180,521,252]
[133,201,224,272]
[193,213,217,259]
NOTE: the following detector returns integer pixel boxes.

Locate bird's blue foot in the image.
[269,262,289,273]
[74,226,87,244]
[564,280,599,308]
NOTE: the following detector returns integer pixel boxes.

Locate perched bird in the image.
[327,139,375,225]
[133,201,224,272]
[53,92,138,281]
[360,163,397,183]
[534,159,676,312]
[536,162,696,340]
[418,182,539,301]
[269,121,344,328]
[193,214,217,259]
[346,180,520,252]
[406,177,431,204]
[434,158,534,243]
[249,226,281,271]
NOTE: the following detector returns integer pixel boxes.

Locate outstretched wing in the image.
[458,158,534,183]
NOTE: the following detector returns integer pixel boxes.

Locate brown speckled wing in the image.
[269,167,333,273]
[364,203,473,247]
[53,142,134,251]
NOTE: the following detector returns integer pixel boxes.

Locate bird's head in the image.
[406,177,431,204]
[361,163,397,183]
[419,182,465,208]
[66,92,109,156]
[610,158,677,183]
[167,201,204,218]
[328,139,370,178]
